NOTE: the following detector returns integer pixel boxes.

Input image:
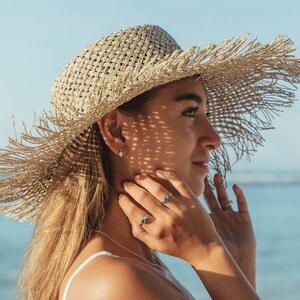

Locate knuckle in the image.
[219,196,228,202]
[165,213,178,227]
[132,227,140,238]
[154,227,166,239]
[139,190,149,199]
[168,219,178,231]
[177,206,188,218]
[153,186,162,195]
[175,211,185,222]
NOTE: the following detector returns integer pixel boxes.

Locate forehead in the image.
[152,77,207,105]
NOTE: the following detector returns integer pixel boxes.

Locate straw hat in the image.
[1,24,300,222]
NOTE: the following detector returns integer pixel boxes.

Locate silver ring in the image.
[222,200,233,209]
[161,192,172,204]
[139,214,150,225]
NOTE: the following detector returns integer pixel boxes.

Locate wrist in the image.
[187,241,260,299]
[184,236,226,267]
[235,255,257,289]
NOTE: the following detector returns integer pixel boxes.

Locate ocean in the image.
[1,171,300,299]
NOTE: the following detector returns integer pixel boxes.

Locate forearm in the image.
[188,240,260,300]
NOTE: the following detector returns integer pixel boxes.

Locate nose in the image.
[198,120,222,151]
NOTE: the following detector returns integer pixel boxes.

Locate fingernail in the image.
[118,193,125,199]
[156,169,165,176]
[122,181,129,188]
[134,174,141,181]
[217,174,223,183]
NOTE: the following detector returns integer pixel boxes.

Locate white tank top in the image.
[62,251,116,300]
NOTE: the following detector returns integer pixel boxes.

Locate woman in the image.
[1,24,299,299]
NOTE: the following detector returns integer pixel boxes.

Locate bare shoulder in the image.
[66,255,186,299]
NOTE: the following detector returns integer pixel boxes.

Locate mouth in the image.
[192,161,210,173]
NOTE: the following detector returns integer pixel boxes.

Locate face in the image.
[116,77,221,196]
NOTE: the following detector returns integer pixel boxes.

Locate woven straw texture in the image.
[1,24,300,222]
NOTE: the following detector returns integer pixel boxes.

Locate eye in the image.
[183,106,199,118]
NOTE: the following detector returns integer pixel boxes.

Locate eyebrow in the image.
[175,93,205,105]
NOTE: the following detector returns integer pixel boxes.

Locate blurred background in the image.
[0,1,299,299]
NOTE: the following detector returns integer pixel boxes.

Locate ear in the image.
[97,109,126,156]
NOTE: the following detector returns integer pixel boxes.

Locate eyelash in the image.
[183,106,199,118]
[183,106,211,118]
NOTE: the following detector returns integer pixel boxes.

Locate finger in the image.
[203,177,221,213]
[233,184,249,213]
[133,174,184,213]
[118,194,156,230]
[155,169,195,200]
[214,173,233,211]
[130,219,158,250]
[122,181,165,217]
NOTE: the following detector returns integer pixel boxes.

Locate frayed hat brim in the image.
[1,27,300,222]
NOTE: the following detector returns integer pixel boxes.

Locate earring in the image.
[118,148,124,157]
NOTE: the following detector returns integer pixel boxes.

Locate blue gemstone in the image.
[141,215,149,224]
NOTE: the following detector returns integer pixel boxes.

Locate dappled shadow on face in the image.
[124,108,178,173]
[111,77,221,197]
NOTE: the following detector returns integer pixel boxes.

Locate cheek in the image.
[129,116,197,157]
[176,122,198,142]
[122,111,202,173]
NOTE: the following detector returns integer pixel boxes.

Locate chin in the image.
[191,181,205,197]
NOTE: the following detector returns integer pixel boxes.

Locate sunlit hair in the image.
[17,76,200,299]
[16,89,162,300]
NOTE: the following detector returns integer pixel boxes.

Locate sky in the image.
[0,0,299,172]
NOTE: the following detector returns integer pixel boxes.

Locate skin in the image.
[59,77,258,299]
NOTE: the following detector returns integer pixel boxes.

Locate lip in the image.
[192,161,210,174]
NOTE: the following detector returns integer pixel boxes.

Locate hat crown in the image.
[51,25,181,120]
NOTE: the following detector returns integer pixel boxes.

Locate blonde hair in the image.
[17,123,111,299]
[16,86,158,299]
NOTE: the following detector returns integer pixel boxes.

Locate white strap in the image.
[62,251,115,300]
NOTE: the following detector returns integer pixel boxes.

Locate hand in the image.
[203,174,256,285]
[118,169,222,264]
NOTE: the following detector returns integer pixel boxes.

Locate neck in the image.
[97,163,179,266]
[99,192,156,264]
